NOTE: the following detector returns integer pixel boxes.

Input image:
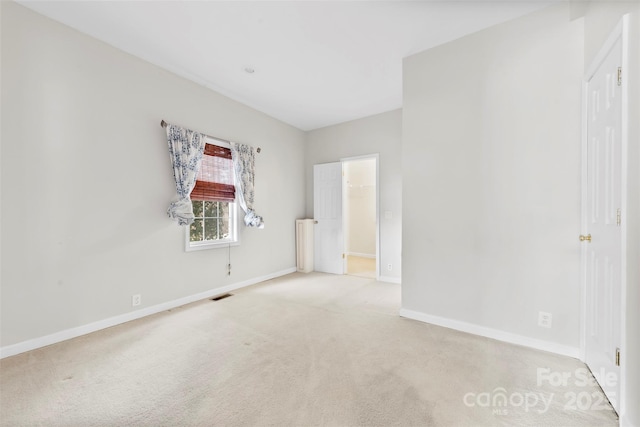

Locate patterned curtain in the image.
[165,124,205,225]
[231,142,264,228]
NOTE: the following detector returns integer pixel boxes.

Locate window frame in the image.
[184,136,240,252]
[185,201,240,251]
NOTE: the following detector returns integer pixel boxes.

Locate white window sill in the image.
[186,239,240,252]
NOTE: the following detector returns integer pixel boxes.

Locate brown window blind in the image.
[190,143,235,202]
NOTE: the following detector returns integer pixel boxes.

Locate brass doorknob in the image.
[579,234,592,242]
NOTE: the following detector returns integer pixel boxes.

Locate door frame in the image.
[341,153,380,281]
[580,14,629,416]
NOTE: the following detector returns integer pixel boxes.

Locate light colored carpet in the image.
[0,273,618,426]
[347,256,376,279]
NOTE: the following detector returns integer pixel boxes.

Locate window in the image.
[186,140,238,251]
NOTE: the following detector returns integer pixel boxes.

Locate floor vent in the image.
[210,293,233,301]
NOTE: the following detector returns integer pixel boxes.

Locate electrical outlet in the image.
[387,263,393,271]
[538,311,552,328]
[132,294,141,307]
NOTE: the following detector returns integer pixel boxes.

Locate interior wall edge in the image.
[0,267,297,359]
[399,308,581,359]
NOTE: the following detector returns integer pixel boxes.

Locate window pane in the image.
[220,202,229,218]
[220,215,230,239]
[192,201,203,218]
[204,218,218,241]
[190,219,203,242]
[204,201,217,217]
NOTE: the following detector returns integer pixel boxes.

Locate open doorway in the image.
[343,157,378,279]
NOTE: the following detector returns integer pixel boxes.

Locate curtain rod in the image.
[161,120,261,153]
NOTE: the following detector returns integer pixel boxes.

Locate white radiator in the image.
[295,219,314,273]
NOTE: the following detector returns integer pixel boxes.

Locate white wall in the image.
[0,2,306,348]
[579,3,640,425]
[402,5,584,349]
[306,110,402,281]
[344,159,376,257]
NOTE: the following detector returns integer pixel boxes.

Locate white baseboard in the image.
[378,275,401,284]
[0,267,297,359]
[399,308,580,359]
[347,252,376,259]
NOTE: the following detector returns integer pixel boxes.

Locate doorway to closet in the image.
[343,157,377,279]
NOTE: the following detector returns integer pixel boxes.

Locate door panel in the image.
[584,37,622,412]
[314,162,344,274]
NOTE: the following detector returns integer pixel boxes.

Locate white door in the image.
[583,36,622,412]
[314,162,344,274]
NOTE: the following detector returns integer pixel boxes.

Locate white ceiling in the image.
[20,1,555,131]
